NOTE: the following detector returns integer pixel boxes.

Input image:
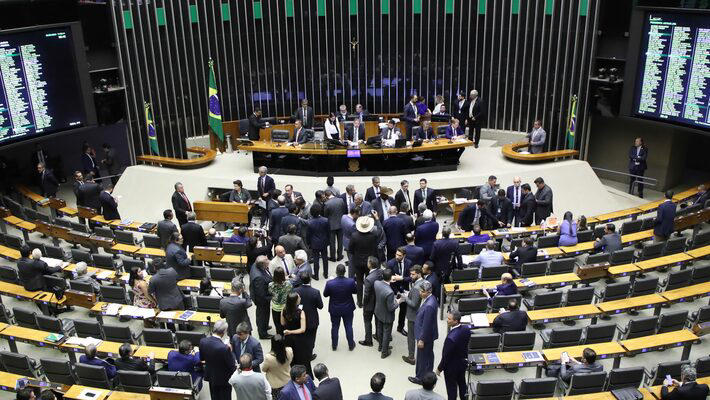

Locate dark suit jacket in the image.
[413,187,437,211]
[490,196,514,226]
[458,205,496,231]
[78,181,102,211]
[248,113,266,140]
[99,191,120,220]
[463,97,485,126]
[199,336,236,385]
[655,200,677,238]
[292,127,309,144]
[397,213,415,234]
[363,268,384,312]
[628,145,648,171]
[346,124,366,142]
[424,273,441,301]
[365,186,380,203]
[506,185,524,208]
[415,295,439,342]
[509,245,538,269]
[315,377,344,400]
[148,267,184,310]
[269,206,289,239]
[349,231,379,271]
[492,310,528,333]
[519,193,536,227]
[294,284,323,330]
[166,242,191,280]
[115,357,153,375]
[18,257,60,291]
[416,127,435,140]
[383,216,406,253]
[534,185,554,222]
[230,334,263,372]
[437,324,472,373]
[386,258,412,293]
[402,102,418,125]
[306,216,330,251]
[81,153,99,176]
[445,125,464,139]
[323,276,357,315]
[293,106,314,128]
[257,175,275,197]
[180,221,207,252]
[220,294,253,338]
[403,244,425,266]
[171,191,192,221]
[40,170,59,197]
[279,377,317,400]
[415,220,439,258]
[157,219,178,248]
[358,393,394,400]
[430,238,462,278]
[249,264,273,305]
[661,381,709,400]
[394,189,413,214]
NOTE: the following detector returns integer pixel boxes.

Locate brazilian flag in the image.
[566,95,577,150]
[208,59,224,143]
[145,102,159,156]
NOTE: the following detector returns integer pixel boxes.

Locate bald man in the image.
[268,245,296,275]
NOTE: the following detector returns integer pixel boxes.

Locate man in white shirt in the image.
[228,353,272,400]
[506,176,524,227]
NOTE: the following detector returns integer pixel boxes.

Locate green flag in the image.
[566,95,577,150]
[208,59,224,143]
[144,102,159,156]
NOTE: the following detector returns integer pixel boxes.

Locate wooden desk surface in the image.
[444,272,579,294]
[635,253,693,271]
[108,390,151,400]
[538,389,655,400]
[3,216,37,231]
[526,304,602,322]
[620,329,698,352]
[136,146,216,168]
[501,141,579,162]
[0,370,29,391]
[517,273,580,287]
[638,200,668,212]
[133,345,175,362]
[0,281,43,300]
[478,351,528,366]
[0,324,62,347]
[0,244,21,260]
[661,282,710,302]
[64,385,110,400]
[97,341,137,358]
[503,247,564,261]
[593,207,642,222]
[622,230,654,243]
[560,242,595,254]
[687,245,710,259]
[154,310,219,324]
[135,247,166,257]
[220,254,247,264]
[607,263,641,277]
[542,342,626,362]
[597,293,667,313]
[110,244,141,255]
[16,185,50,206]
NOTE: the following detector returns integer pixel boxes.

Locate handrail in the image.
[136,146,216,169]
[591,166,658,187]
[501,141,579,162]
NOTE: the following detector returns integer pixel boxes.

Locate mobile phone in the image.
[665,374,672,382]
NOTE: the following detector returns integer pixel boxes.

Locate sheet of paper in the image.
[104,304,121,316]
[119,305,140,316]
[461,255,476,265]
[40,257,64,268]
[157,311,176,319]
[462,313,490,327]
[137,308,156,319]
[96,270,113,280]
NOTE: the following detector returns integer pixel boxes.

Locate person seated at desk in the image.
[559,348,603,383]
[662,365,709,400]
[80,344,117,381]
[491,299,527,334]
[557,211,578,246]
[74,262,100,293]
[324,113,342,141]
[466,225,490,245]
[508,237,538,272]
[18,246,61,292]
[346,118,366,145]
[168,340,203,390]
[415,120,434,141]
[380,119,401,141]
[116,343,155,378]
[129,267,157,309]
[594,223,621,254]
[336,104,349,122]
[225,226,249,244]
[199,277,224,297]
[229,179,251,203]
[352,103,370,121]
[291,119,309,145]
[471,240,504,273]
[445,118,465,139]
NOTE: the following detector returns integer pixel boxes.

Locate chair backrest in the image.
[459,243,473,255]
[481,265,508,281]
[210,267,236,282]
[122,259,145,271]
[491,294,522,311]
[458,298,489,314]
[190,266,207,279]
[567,371,607,395]
[451,269,478,283]
[0,351,36,377]
[531,291,563,310]
[696,356,710,378]
[584,323,616,344]
[520,261,548,278]
[630,276,658,297]
[666,269,693,290]
[157,371,194,389]
[468,333,501,354]
[549,258,575,274]
[640,217,656,230]
[576,230,593,243]
[35,315,65,334]
[69,279,95,293]
[114,230,136,245]
[536,235,559,249]
[143,234,162,248]
[586,252,610,265]
[547,327,583,348]
[45,245,66,260]
[93,254,115,269]
[118,370,153,393]
[40,358,75,385]
[175,331,206,347]
[593,225,607,239]
[657,310,689,333]
[697,306,710,324]
[625,315,659,339]
[196,295,221,312]
[607,367,645,390]
[473,243,486,255]
[0,304,9,323]
[143,328,175,348]
[223,242,246,255]
[13,307,38,329]
[271,129,290,142]
[501,331,536,351]
[691,265,710,285]
[690,230,710,249]
[475,380,514,400]
[664,236,687,255]
[620,220,643,235]
[71,222,90,233]
[103,323,135,343]
[4,234,23,250]
[94,227,115,238]
[73,319,104,339]
[653,361,690,385]
[610,248,635,265]
[71,249,92,264]
[601,282,631,302]
[76,363,112,389]
[0,265,19,283]
[640,242,665,260]
[26,240,46,255]
[54,218,72,229]
[518,378,557,399]
[44,274,67,291]
[100,285,129,304]
[566,287,595,306]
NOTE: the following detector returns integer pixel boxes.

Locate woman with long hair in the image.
[558,211,578,246]
[268,267,292,334]
[129,267,156,309]
[577,215,588,232]
[261,334,294,398]
[280,292,311,375]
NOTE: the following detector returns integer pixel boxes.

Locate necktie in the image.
[282,257,289,274]
[240,341,246,355]
[375,187,379,197]
[514,188,520,207]
[301,385,310,400]
[399,262,403,274]
[422,189,427,201]
[181,193,191,210]
[260,177,264,192]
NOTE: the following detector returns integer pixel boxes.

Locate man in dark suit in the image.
[148,265,184,311]
[324,190,346,263]
[81,143,100,178]
[230,321,264,372]
[413,178,437,212]
[374,269,403,358]
[365,176,382,203]
[157,209,179,249]
[371,187,394,224]
[268,196,288,240]
[306,206,330,279]
[351,217,381,306]
[256,166,276,201]
[36,163,59,197]
[422,262,441,302]
[403,233,425,266]
[430,227,462,281]
[509,237,538,272]
[249,256,273,339]
[291,119,309,144]
[655,190,677,242]
[165,232,191,280]
[220,279,252,338]
[490,189,514,228]
[346,118,366,144]
[519,184,536,227]
[73,171,84,205]
[279,223,309,258]
[383,206,407,259]
[360,256,383,346]
[314,363,344,400]
[415,210,439,258]
[692,185,709,207]
[661,365,709,400]
[78,176,102,212]
[115,343,155,377]
[506,177,524,227]
[397,204,415,234]
[628,137,648,198]
[380,119,402,140]
[293,99,314,129]
[457,201,496,231]
[358,372,394,400]
[444,118,465,139]
[171,182,192,227]
[248,108,267,140]
[353,103,370,121]
[180,212,206,252]
[283,184,302,205]
[294,272,324,360]
[437,310,472,400]
[17,246,61,291]
[99,185,120,220]
[324,264,357,350]
[454,91,467,124]
[533,177,553,225]
[394,180,414,215]
[463,89,484,147]
[199,320,235,400]
[280,365,317,400]
[491,299,528,334]
[411,280,438,384]
[402,95,420,140]
[386,247,413,336]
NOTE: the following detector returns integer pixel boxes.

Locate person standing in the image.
[148,263,184,311]
[655,191,677,242]
[171,182,192,227]
[506,177,523,227]
[374,269,404,359]
[464,90,484,148]
[360,256,383,347]
[81,143,100,178]
[250,255,274,339]
[395,180,414,215]
[306,206,330,279]
[324,190,346,263]
[519,184,536,227]
[410,281,438,385]
[220,279,252,338]
[386,247,412,336]
[293,99,314,129]
[430,227,461,283]
[248,108,267,140]
[402,265,425,366]
[101,143,119,186]
[313,363,344,400]
[230,322,265,372]
[628,137,648,198]
[415,210,439,259]
[403,95,421,140]
[268,267,291,335]
[180,212,207,252]
[437,310,471,400]
[281,293,312,376]
[261,335,293,398]
[37,163,59,198]
[165,233,191,280]
[228,353,272,400]
[78,175,102,212]
[413,178,437,212]
[294,273,323,363]
[383,206,407,259]
[365,176,382,203]
[350,216,380,306]
[199,320,236,400]
[527,120,547,154]
[323,264,357,351]
[279,365,317,400]
[533,177,553,225]
[342,207,359,278]
[97,185,120,221]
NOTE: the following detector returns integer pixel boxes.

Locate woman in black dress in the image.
[281,292,312,376]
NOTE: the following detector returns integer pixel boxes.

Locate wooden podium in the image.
[193,201,250,224]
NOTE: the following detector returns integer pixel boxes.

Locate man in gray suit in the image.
[148,266,184,311]
[403,265,425,365]
[278,224,309,256]
[324,190,346,262]
[374,269,405,359]
[527,119,547,154]
[219,279,253,338]
[157,209,178,249]
[404,371,444,400]
[165,232,191,280]
[291,250,313,286]
[560,348,603,383]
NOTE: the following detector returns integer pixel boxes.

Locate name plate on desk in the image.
[149,386,193,400]
[65,289,97,309]
[193,246,224,262]
[49,198,67,209]
[576,262,610,280]
[77,206,98,219]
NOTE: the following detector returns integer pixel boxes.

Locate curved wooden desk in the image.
[502,141,579,162]
[136,146,216,168]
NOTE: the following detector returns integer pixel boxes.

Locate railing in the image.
[591,166,658,192]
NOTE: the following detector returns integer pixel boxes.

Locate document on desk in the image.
[522,351,544,362]
[103,303,121,316]
[537,249,548,257]
[462,313,490,327]
[136,308,156,319]
[40,257,65,269]
[157,311,177,319]
[119,305,140,317]
[95,270,113,280]
[65,336,103,347]
[461,255,476,265]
